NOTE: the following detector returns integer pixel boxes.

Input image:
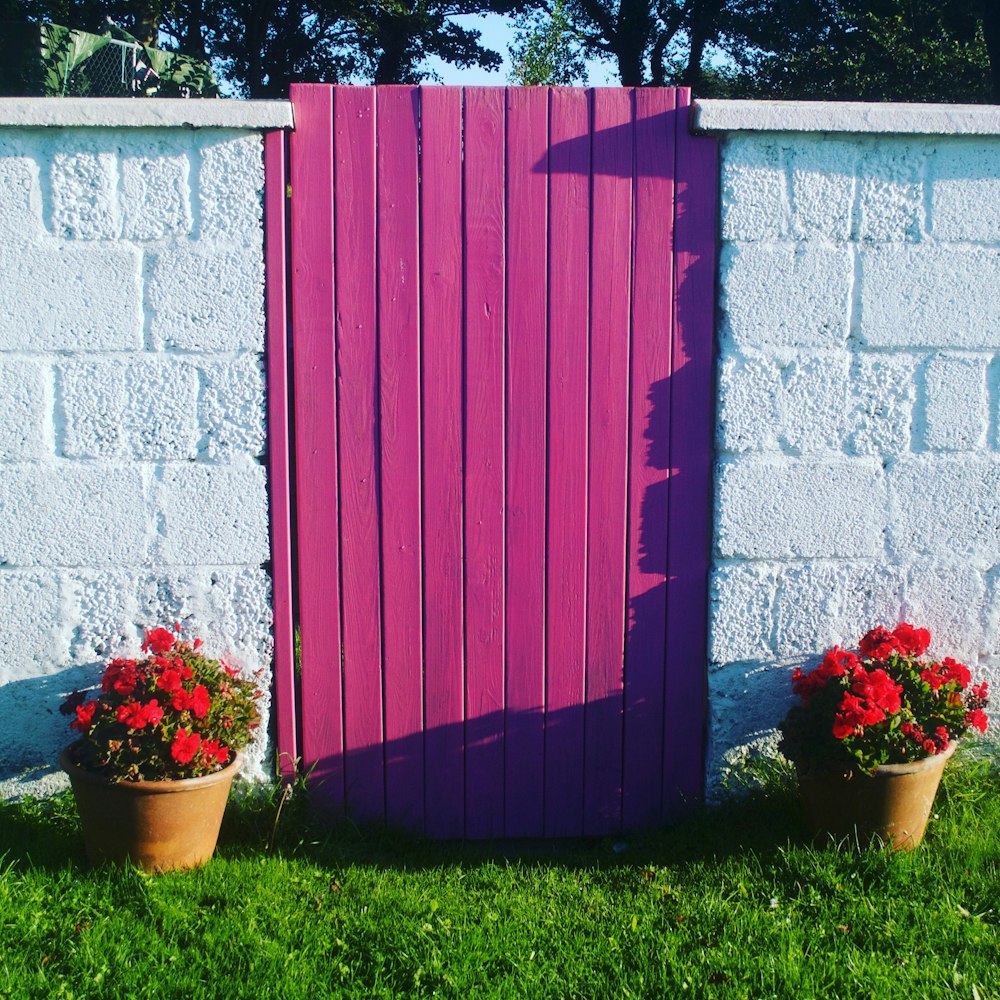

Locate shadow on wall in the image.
[0,663,98,797]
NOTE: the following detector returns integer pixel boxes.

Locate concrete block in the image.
[135,567,272,661]
[984,565,999,659]
[65,571,135,661]
[707,662,792,791]
[889,455,1000,562]
[903,559,985,664]
[199,133,264,248]
[859,245,1000,349]
[789,137,856,241]
[0,571,67,684]
[127,362,200,460]
[716,456,884,559]
[779,352,850,453]
[49,148,119,239]
[846,353,916,456]
[855,140,924,242]
[773,563,851,656]
[922,353,988,451]
[0,465,149,566]
[0,132,42,239]
[772,561,904,657]
[716,352,782,452]
[710,562,776,664]
[720,136,787,241]
[0,241,142,351]
[0,358,48,461]
[152,464,269,565]
[58,359,200,460]
[197,355,266,460]
[721,243,852,349]
[838,563,907,645]
[121,142,191,240]
[930,140,1000,242]
[146,245,265,352]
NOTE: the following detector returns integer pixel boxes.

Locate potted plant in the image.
[780,623,989,850]
[60,625,263,872]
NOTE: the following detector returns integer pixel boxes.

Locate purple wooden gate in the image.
[265,85,717,838]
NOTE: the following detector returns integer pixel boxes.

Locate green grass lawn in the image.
[2,749,999,1000]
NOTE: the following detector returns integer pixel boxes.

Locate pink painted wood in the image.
[462,87,507,840]
[332,87,384,824]
[287,84,344,813]
[375,86,426,832]
[263,130,297,781]
[544,87,590,838]
[278,85,718,836]
[584,88,633,835]
[504,87,548,838]
[419,86,466,839]
[622,87,677,829]
[663,88,717,817]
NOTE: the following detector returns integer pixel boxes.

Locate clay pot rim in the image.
[60,745,242,794]
[795,739,957,781]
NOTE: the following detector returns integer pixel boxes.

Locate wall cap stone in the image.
[0,97,293,130]
[694,99,1000,136]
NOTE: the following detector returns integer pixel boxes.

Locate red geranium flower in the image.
[116,700,162,730]
[142,627,175,655]
[71,701,97,733]
[966,709,989,734]
[892,622,931,657]
[201,739,230,766]
[942,658,971,688]
[859,626,900,660]
[171,728,202,765]
[156,668,183,693]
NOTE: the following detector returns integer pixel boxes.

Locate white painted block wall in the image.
[710,128,1000,787]
[0,118,275,795]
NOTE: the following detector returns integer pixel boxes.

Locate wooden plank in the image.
[419,86,466,839]
[584,87,633,836]
[333,86,384,824]
[504,86,548,838]
[375,85,425,832]
[663,87,717,819]
[543,87,590,838]
[622,88,676,829]
[288,83,343,813]
[263,130,298,781]
[463,87,507,840]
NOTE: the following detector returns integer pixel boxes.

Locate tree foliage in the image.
[512,0,999,101]
[509,0,587,84]
[11,0,524,94]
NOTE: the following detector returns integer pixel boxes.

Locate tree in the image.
[509,0,587,84]
[735,0,997,103]
[507,0,999,101]
[15,0,524,94]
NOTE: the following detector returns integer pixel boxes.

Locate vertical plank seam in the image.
[662,87,682,822]
[372,86,389,825]
[580,85,594,826]
[331,86,351,817]
[459,86,469,840]
[620,88,638,833]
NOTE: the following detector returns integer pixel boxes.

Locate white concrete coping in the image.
[693,99,1000,136]
[0,97,293,129]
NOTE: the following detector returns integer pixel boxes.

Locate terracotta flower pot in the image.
[60,747,241,872]
[796,741,956,850]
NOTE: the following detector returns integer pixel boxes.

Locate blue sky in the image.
[425,12,618,85]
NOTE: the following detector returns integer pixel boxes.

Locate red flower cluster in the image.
[781,622,990,773]
[62,624,262,782]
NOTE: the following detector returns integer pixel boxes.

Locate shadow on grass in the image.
[4,747,995,880]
